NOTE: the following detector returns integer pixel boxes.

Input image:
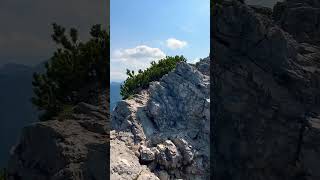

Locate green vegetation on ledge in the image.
[32,24,109,121]
[0,168,7,180]
[120,55,186,99]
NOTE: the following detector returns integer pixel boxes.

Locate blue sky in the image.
[111,0,209,82]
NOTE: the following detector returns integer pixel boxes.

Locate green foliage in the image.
[120,55,186,99]
[0,168,7,180]
[57,104,74,120]
[32,23,109,121]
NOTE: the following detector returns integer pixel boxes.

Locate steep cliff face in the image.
[7,90,109,180]
[111,59,210,180]
[212,0,320,179]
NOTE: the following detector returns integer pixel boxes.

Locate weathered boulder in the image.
[156,140,182,169]
[172,138,194,165]
[139,145,156,162]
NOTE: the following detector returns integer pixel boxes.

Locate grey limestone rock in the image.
[156,140,182,170]
[139,145,156,162]
[111,60,210,180]
[110,135,159,180]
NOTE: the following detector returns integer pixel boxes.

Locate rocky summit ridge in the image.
[6,58,209,180]
[111,59,210,180]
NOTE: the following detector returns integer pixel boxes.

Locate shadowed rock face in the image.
[247,0,282,8]
[212,0,320,180]
[7,90,109,180]
[273,0,320,44]
[111,59,210,180]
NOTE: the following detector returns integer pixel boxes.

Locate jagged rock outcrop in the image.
[111,59,210,180]
[212,0,320,179]
[7,90,109,180]
[195,57,210,76]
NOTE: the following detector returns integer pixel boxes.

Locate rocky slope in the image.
[111,59,210,180]
[212,0,320,179]
[6,89,109,180]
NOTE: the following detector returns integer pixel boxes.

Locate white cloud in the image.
[166,38,188,50]
[113,45,166,62]
[190,57,200,64]
[111,45,166,81]
[110,71,127,82]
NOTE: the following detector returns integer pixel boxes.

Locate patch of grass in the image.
[57,104,74,120]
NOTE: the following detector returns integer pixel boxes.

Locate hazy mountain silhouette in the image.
[0,62,44,168]
[110,82,121,110]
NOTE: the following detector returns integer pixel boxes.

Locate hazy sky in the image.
[0,0,109,67]
[110,0,210,82]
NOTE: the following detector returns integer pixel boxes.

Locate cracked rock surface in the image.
[212,0,320,179]
[111,59,210,180]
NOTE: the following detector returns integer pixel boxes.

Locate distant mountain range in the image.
[0,63,44,168]
[110,82,122,110]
